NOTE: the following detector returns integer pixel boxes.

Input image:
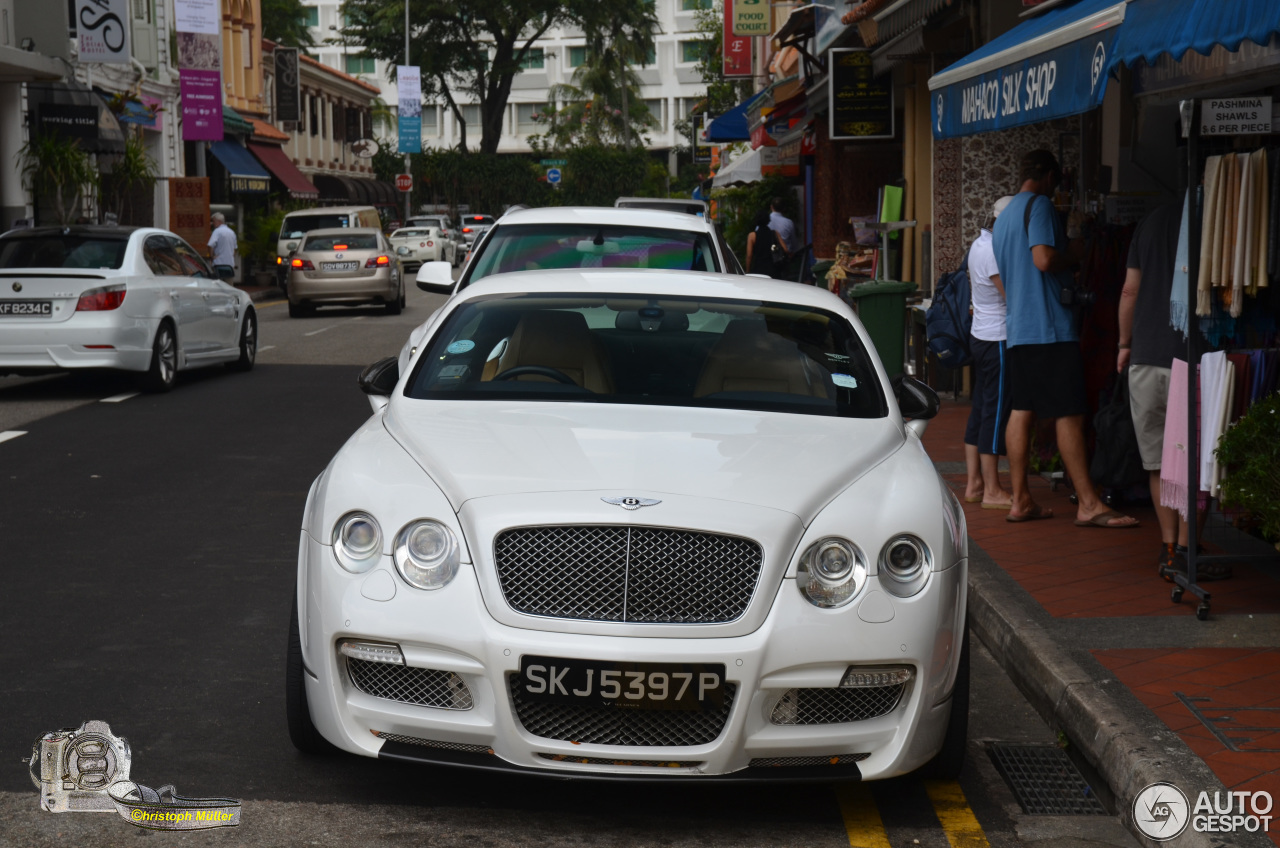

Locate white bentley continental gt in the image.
[288,269,968,783]
[0,226,257,391]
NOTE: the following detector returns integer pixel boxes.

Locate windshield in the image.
[404,293,886,419]
[304,234,378,251]
[464,224,720,288]
[281,214,351,240]
[0,236,129,269]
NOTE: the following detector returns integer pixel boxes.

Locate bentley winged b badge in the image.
[601,496,661,511]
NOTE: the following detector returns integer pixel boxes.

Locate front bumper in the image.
[299,531,966,781]
[0,313,157,373]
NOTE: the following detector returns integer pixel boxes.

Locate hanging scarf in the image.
[1249,148,1269,296]
[1171,189,1192,335]
[1230,149,1255,316]
[1161,358,1192,519]
[1270,148,1280,284]
[1199,155,1224,315]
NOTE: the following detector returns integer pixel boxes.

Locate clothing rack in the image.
[1169,100,1280,620]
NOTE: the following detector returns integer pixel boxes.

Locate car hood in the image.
[383,400,904,524]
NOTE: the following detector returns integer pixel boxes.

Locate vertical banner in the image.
[274,47,301,123]
[732,0,770,37]
[75,0,131,63]
[174,0,222,142]
[829,48,894,140]
[723,2,752,78]
[169,177,211,251]
[397,65,422,154]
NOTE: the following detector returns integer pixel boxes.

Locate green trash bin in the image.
[844,279,917,377]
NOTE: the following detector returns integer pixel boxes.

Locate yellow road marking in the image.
[255,299,287,307]
[925,780,990,848]
[836,783,891,848]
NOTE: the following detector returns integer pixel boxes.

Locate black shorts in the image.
[1007,341,1087,418]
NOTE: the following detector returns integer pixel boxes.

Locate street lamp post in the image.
[404,0,411,223]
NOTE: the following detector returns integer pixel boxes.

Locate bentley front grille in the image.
[769,685,905,725]
[371,732,491,754]
[494,525,763,623]
[538,754,703,768]
[509,675,736,746]
[346,659,474,710]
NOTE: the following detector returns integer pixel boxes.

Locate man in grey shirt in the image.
[208,212,237,280]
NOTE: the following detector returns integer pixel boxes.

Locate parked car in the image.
[458,214,496,246]
[388,227,458,271]
[0,226,256,391]
[287,268,966,783]
[406,215,466,258]
[285,228,405,318]
[276,206,382,288]
[415,206,745,297]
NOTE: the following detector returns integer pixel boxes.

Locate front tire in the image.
[919,625,970,779]
[226,310,256,372]
[139,321,177,393]
[286,594,335,754]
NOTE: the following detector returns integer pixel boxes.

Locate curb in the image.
[237,285,284,302]
[966,549,1272,848]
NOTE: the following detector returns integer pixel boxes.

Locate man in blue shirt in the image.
[992,149,1138,529]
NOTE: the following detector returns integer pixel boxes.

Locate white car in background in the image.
[388,227,458,270]
[287,269,967,784]
[0,226,256,391]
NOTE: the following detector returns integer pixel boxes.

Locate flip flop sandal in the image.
[1073,510,1140,528]
[1007,506,1052,522]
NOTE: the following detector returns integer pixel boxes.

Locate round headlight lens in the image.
[393,520,460,590]
[797,537,867,608]
[879,535,931,596]
[332,511,382,573]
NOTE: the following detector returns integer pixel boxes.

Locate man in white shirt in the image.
[768,197,799,252]
[208,212,237,280]
[962,196,1014,509]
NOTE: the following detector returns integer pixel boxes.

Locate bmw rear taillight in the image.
[291,258,314,269]
[75,284,126,311]
[462,227,472,233]
[365,255,391,267]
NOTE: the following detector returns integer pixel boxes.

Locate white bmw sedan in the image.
[0,226,257,391]
[288,269,967,783]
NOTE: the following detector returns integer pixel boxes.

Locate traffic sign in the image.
[395,173,413,192]
[540,159,566,166]
[546,168,562,185]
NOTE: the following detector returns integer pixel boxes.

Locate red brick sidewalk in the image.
[923,400,1280,840]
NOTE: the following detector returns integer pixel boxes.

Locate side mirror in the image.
[892,375,940,436]
[286,241,298,252]
[359,356,399,397]
[416,260,454,294]
[396,246,411,256]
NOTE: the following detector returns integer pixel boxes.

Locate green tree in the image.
[260,0,318,50]
[673,1,753,154]
[340,0,655,154]
[18,134,98,225]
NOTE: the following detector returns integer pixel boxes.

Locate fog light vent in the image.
[771,685,905,725]
[347,659,473,710]
[371,731,491,754]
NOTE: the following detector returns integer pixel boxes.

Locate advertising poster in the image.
[180,70,223,141]
[732,0,770,37]
[75,0,131,64]
[275,48,301,123]
[169,177,210,249]
[397,65,421,154]
[723,2,752,78]
[173,0,219,35]
[829,48,894,140]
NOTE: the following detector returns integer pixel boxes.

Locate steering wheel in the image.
[492,365,578,386]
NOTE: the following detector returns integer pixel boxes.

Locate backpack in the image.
[926,256,972,369]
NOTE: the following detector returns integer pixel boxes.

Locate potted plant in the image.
[18,134,99,225]
[1215,392,1280,550]
[100,133,157,226]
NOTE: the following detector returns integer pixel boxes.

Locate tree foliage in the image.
[1216,391,1280,546]
[260,0,317,50]
[559,147,650,206]
[19,134,98,225]
[341,0,656,154]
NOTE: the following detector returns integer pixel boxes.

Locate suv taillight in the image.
[365,255,390,267]
[291,258,314,269]
[76,284,126,311]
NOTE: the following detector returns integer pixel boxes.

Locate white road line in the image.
[304,325,336,337]
[0,430,28,444]
[258,345,277,352]
[100,392,140,403]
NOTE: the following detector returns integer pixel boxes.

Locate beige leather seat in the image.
[492,311,615,393]
[693,320,829,398]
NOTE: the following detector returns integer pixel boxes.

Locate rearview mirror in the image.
[286,241,298,251]
[359,356,399,396]
[892,375,940,437]
[576,240,621,255]
[416,260,454,294]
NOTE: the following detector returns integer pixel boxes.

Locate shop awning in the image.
[927,0,1126,139]
[209,140,271,194]
[706,90,769,143]
[712,147,763,188]
[27,81,126,154]
[248,143,318,199]
[223,106,255,136]
[1116,0,1280,67]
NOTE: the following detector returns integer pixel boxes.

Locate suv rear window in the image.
[282,215,352,239]
[0,236,128,269]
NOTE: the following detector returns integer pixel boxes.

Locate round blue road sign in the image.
[547,168,562,185]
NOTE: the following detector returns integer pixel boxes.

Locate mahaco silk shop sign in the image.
[930,29,1118,139]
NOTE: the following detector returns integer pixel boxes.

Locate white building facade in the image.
[298,0,715,158]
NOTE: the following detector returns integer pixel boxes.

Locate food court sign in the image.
[929,29,1119,139]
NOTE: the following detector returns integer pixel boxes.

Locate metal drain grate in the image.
[988,743,1109,816]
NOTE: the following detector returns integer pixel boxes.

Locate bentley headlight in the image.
[393,520,460,590]
[879,535,931,597]
[797,538,867,608]
[332,511,383,573]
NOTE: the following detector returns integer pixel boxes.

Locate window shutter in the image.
[131,0,157,68]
